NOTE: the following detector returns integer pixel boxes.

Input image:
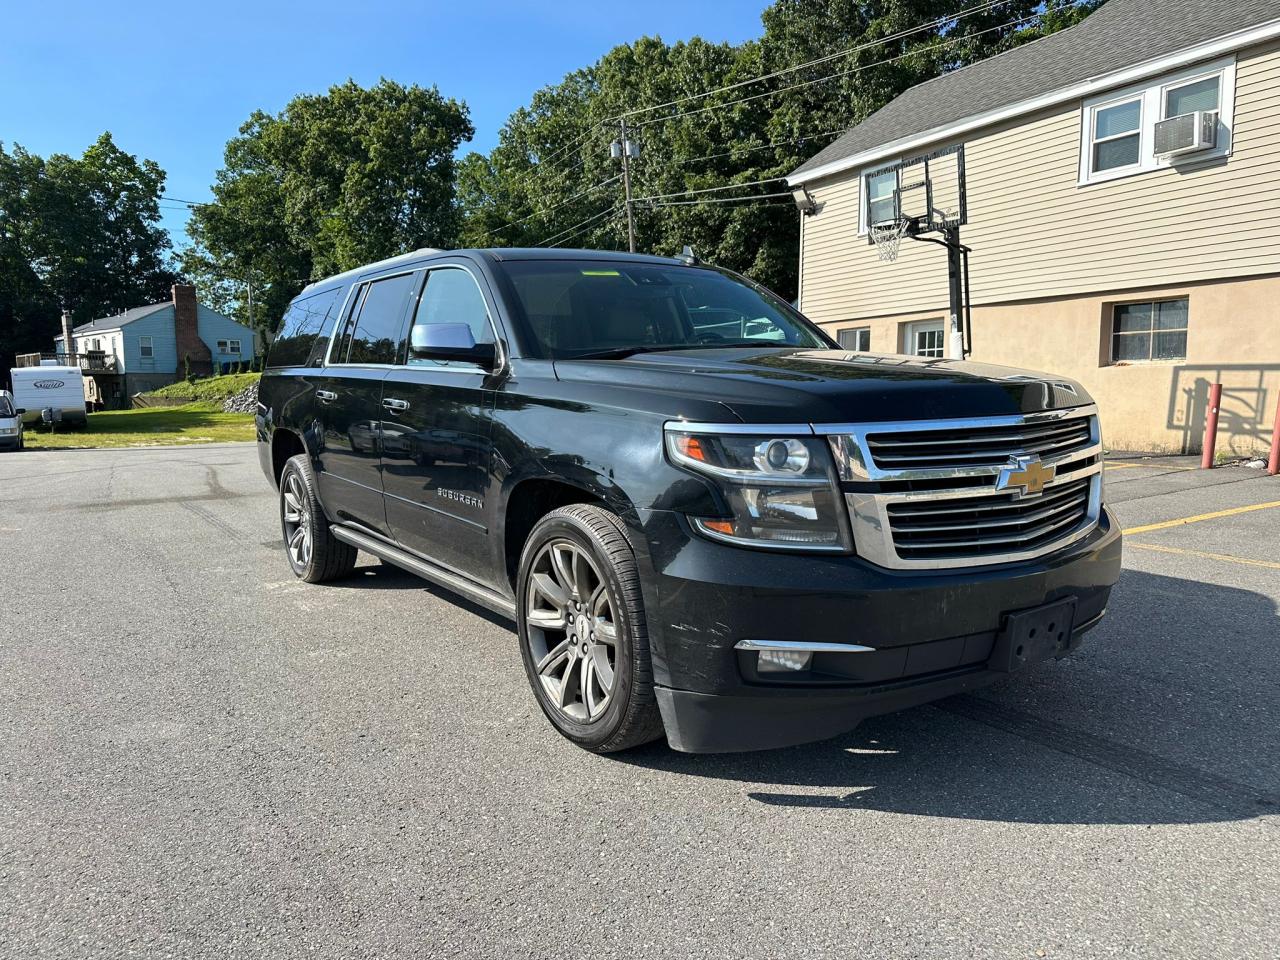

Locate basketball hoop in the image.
[870,218,910,262]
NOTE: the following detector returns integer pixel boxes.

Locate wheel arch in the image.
[270,428,309,486]
[500,468,641,591]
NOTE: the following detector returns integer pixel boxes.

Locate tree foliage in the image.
[0,133,176,374]
[458,0,1105,300]
[182,79,473,336]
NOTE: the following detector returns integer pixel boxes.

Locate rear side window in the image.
[267,288,342,368]
[337,272,416,365]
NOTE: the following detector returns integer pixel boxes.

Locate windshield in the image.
[0,397,12,417]
[499,260,832,359]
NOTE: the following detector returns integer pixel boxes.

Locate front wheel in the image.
[517,504,664,753]
[279,454,357,583]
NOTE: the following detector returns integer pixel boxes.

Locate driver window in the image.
[411,268,494,355]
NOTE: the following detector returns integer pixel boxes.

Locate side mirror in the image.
[14,409,25,416]
[410,322,497,367]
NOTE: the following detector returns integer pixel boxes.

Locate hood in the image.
[552,347,1092,424]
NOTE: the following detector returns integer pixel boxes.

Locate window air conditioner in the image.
[1153,111,1218,158]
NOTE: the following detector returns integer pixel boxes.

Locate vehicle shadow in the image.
[620,569,1280,826]
[324,561,517,629]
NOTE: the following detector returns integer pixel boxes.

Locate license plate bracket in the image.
[989,597,1078,673]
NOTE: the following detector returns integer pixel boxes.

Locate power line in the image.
[540,206,619,247]
[639,192,794,208]
[616,0,1013,122]
[629,5,1074,130]
[669,127,850,168]
[482,174,622,241]
[629,177,786,203]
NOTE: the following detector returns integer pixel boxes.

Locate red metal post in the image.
[1268,390,1280,476]
[1200,382,1223,470]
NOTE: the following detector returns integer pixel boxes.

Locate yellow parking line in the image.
[1122,499,1280,536]
[1105,461,1197,471]
[1126,542,1280,571]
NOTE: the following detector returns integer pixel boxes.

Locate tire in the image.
[516,504,664,753]
[279,453,358,583]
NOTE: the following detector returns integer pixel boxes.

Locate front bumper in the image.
[634,506,1122,753]
[0,434,21,449]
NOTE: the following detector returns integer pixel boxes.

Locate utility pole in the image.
[612,120,639,253]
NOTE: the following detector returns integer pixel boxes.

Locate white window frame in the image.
[859,169,900,234]
[228,339,242,355]
[903,319,945,358]
[838,326,871,351]
[1079,56,1235,185]
[139,336,154,359]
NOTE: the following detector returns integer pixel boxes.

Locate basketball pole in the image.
[945,226,965,361]
[912,226,973,359]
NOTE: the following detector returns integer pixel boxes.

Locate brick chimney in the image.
[60,309,75,360]
[172,284,212,376]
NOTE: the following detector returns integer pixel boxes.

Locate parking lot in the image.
[1,444,1276,959]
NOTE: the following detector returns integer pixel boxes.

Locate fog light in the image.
[758,649,813,673]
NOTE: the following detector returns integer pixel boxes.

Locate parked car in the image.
[256,248,1122,754]
[0,390,24,450]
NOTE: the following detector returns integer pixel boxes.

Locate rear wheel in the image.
[279,454,357,583]
[517,504,664,753]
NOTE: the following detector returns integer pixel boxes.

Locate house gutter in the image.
[787,17,1280,186]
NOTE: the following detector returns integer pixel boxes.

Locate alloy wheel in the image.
[281,470,313,570]
[525,539,619,723]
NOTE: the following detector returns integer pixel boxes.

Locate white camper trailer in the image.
[8,363,88,427]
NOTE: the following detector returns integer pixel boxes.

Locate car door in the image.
[380,261,500,583]
[312,270,417,536]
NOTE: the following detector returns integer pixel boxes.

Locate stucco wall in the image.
[824,273,1280,455]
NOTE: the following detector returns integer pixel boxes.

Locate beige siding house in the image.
[788,0,1280,455]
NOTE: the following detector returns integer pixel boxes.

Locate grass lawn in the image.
[23,402,254,450]
[143,371,260,402]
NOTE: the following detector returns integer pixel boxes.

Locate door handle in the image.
[382,397,410,413]
[316,389,337,403]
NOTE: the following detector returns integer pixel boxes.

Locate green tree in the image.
[0,133,176,373]
[457,0,1106,300]
[183,79,473,337]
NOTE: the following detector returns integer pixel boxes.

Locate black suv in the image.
[256,247,1121,754]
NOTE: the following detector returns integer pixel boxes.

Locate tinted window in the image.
[501,261,829,359]
[0,396,12,417]
[409,268,493,364]
[267,288,342,368]
[342,273,415,365]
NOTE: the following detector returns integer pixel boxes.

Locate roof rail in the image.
[302,247,444,292]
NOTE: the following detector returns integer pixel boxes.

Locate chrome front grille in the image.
[866,417,1094,470]
[886,476,1092,562]
[822,405,1103,570]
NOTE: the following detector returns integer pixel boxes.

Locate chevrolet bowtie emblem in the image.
[996,455,1055,498]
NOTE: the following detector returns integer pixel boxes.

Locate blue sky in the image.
[2,0,765,248]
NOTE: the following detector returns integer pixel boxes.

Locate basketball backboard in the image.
[864,144,967,239]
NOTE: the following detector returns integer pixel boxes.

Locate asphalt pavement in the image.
[1,444,1277,959]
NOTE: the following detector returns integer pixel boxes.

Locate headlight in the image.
[665,426,850,552]
[0,427,16,435]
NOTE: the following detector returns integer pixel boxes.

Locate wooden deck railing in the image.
[15,352,117,372]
